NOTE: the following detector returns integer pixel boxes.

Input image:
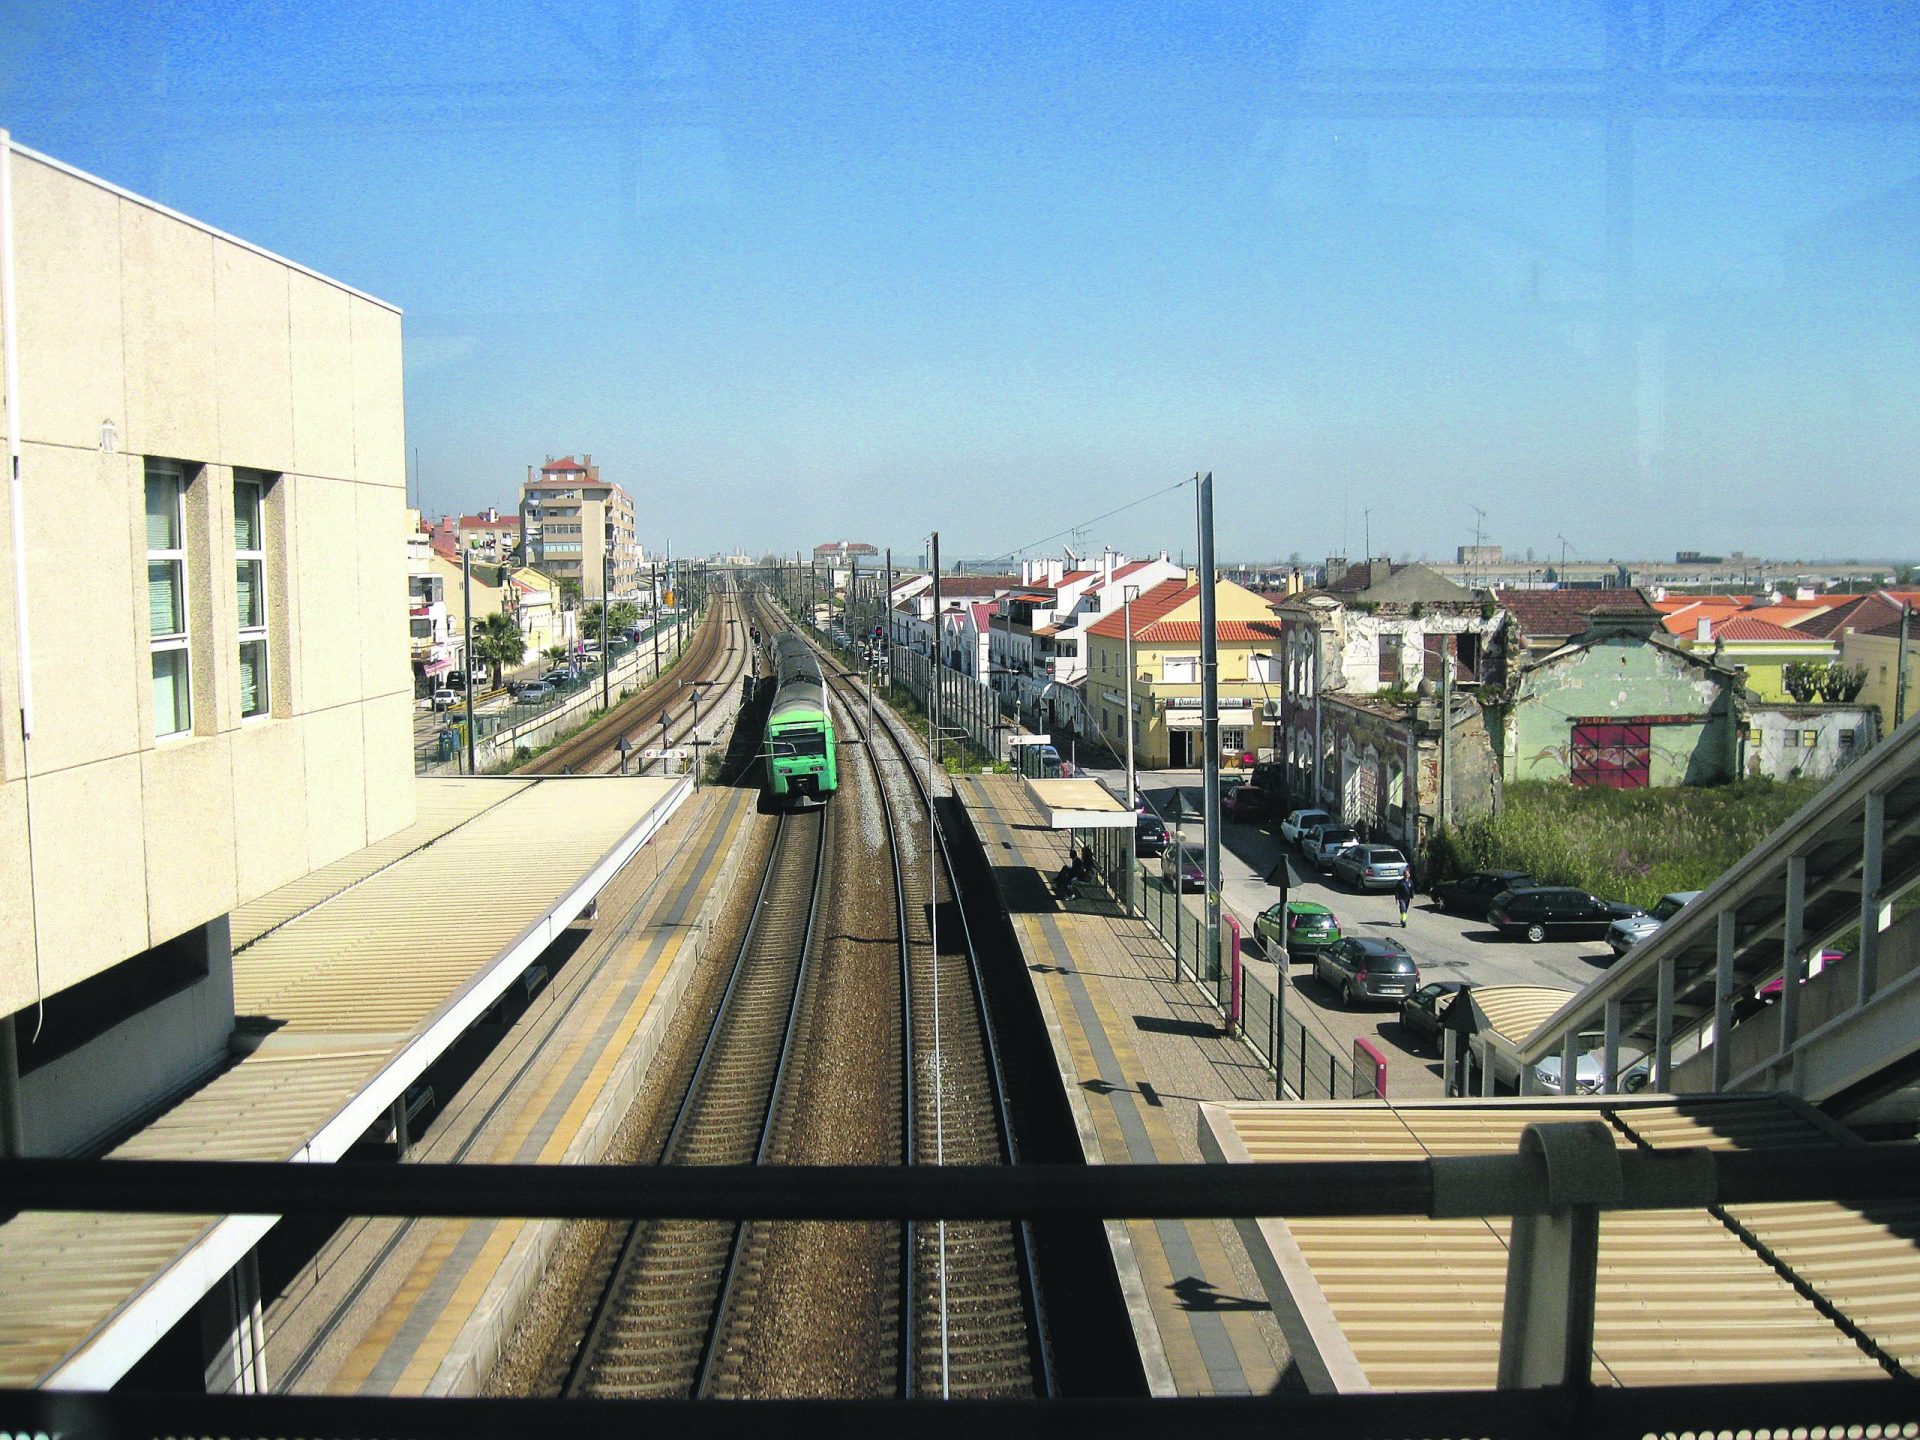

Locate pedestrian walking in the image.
[1395,869,1415,927]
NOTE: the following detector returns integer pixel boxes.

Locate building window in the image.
[1803,729,1819,748]
[1248,652,1277,683]
[1784,729,1802,748]
[1839,729,1857,748]
[1163,655,1198,683]
[1377,633,1400,685]
[235,472,270,719]
[146,458,192,738]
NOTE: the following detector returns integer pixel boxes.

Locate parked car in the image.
[1302,824,1361,870]
[517,681,556,703]
[1487,886,1643,943]
[1160,843,1206,893]
[1758,949,1846,1000]
[1222,787,1272,822]
[427,687,457,711]
[1399,980,1468,1043]
[1134,814,1170,858]
[1432,869,1536,920]
[1315,935,1421,1008]
[1606,890,1702,958]
[1531,1048,1653,1095]
[1280,808,1332,846]
[1253,899,1341,959]
[1329,845,1410,891]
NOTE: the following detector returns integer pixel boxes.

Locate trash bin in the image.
[437,727,458,762]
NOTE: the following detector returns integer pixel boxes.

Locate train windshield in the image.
[778,729,827,758]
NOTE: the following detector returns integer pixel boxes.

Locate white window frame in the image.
[146,458,192,739]
[1163,654,1198,683]
[235,471,271,720]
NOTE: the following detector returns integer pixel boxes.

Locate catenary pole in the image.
[1197,473,1221,985]
[930,532,942,767]
[463,549,476,774]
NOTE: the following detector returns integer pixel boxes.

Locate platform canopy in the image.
[1021,776,1137,829]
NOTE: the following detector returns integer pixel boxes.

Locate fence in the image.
[1087,826,1360,1101]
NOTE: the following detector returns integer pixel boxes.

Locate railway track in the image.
[522,584,745,777]
[808,611,1052,1398]
[562,804,829,1398]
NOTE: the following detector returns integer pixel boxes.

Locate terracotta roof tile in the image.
[1496,587,1655,639]
[1086,579,1190,638]
[1709,616,1811,642]
[1134,620,1284,644]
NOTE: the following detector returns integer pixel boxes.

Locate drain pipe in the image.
[1,129,35,1157]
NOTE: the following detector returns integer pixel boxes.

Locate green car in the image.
[1253,900,1341,960]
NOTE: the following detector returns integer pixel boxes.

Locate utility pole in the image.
[650,561,660,679]
[884,547,894,700]
[602,541,612,715]
[1438,650,1453,831]
[1897,602,1912,730]
[930,531,942,766]
[1197,473,1222,986]
[1123,583,1140,913]
[462,549,476,774]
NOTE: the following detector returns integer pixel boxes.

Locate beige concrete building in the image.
[0,136,414,1156]
[518,454,640,602]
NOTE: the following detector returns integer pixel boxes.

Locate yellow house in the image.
[1084,577,1284,769]
[1667,614,1837,703]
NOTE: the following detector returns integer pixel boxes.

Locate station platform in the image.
[299,783,762,1396]
[0,774,692,1391]
[951,772,1294,1396]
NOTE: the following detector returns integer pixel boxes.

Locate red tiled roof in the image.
[541,456,587,473]
[1709,616,1810,642]
[1087,579,1190,638]
[1495,587,1655,639]
[1792,595,1879,638]
[1134,620,1284,644]
[459,515,518,530]
[932,575,1019,597]
[1059,569,1096,584]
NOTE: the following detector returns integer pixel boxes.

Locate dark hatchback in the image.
[1315,936,1421,1008]
[1134,814,1170,858]
[1399,980,1468,1042]
[1432,869,1536,919]
[1488,886,1642,943]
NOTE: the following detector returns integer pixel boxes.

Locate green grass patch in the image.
[1428,778,1824,910]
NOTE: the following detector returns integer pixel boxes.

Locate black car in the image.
[1432,869,1536,919]
[1314,936,1421,1008]
[1134,814,1170,858]
[1399,980,1468,1042]
[1487,886,1642,943]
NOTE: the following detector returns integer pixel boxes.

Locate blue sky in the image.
[7,1,1918,566]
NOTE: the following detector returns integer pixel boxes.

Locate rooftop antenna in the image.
[1558,534,1571,572]
[1471,504,1487,552]
[1363,508,1372,562]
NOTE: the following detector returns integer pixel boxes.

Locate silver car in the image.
[1329,845,1409,891]
[1605,890,1701,958]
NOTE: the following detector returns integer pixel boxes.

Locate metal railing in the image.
[1082,828,1359,1102]
[5,1142,1918,1436]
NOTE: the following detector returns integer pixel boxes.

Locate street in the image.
[1079,762,1621,1099]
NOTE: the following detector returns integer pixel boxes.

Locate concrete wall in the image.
[1502,634,1737,787]
[0,143,415,1019]
[1743,705,1878,782]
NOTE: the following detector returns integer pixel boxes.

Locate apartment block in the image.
[518,454,640,602]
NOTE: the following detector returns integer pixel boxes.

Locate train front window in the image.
[781,730,827,758]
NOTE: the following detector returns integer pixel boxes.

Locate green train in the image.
[766,634,837,806]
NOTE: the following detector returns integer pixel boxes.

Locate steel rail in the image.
[691,800,829,1398]
[808,619,1052,1398]
[560,803,826,1398]
[813,621,920,1398]
[822,631,1056,1396]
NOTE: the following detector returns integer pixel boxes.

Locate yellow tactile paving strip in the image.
[1211,1099,1887,1391]
[963,773,1283,1396]
[324,791,756,1395]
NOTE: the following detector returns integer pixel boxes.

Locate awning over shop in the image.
[1164,706,1253,730]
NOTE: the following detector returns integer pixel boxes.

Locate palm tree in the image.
[472,612,526,687]
[544,643,569,668]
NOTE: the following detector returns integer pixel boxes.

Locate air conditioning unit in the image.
[1261,700,1282,720]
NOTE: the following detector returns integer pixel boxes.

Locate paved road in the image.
[1078,762,1621,1099]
